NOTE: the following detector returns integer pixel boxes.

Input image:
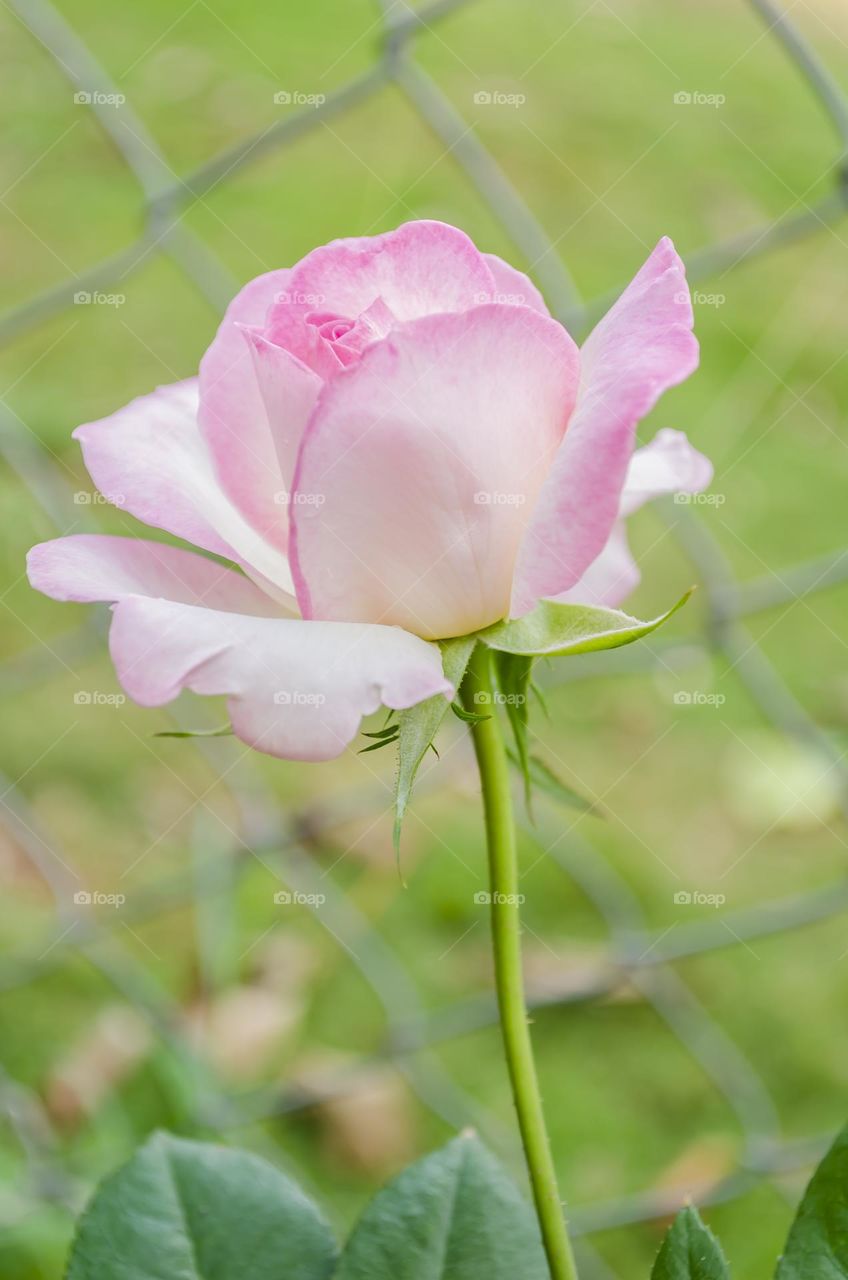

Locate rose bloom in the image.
[28,221,710,760]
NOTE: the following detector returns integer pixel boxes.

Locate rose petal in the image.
[483,253,550,314]
[27,534,284,616]
[619,427,713,517]
[510,237,699,615]
[262,302,344,380]
[558,429,712,607]
[73,379,296,605]
[198,269,292,551]
[108,597,452,761]
[326,296,395,363]
[552,524,641,609]
[290,305,580,640]
[243,330,323,496]
[275,220,496,325]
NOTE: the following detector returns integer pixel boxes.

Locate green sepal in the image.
[359,734,399,754]
[478,590,693,658]
[154,725,234,739]
[393,636,475,855]
[492,651,534,811]
[509,750,602,817]
[530,677,549,717]
[450,700,491,724]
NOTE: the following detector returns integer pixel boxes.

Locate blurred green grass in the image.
[2,0,848,1276]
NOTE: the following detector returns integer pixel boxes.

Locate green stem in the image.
[461,643,579,1280]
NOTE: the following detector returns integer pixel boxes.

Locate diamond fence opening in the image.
[1,1,847,1276]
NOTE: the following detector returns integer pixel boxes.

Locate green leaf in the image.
[530,677,549,717]
[776,1124,848,1278]
[65,1131,337,1280]
[478,591,693,658]
[334,1132,548,1280]
[651,1204,730,1279]
[492,652,534,810]
[393,636,475,853]
[154,725,234,739]
[511,751,602,817]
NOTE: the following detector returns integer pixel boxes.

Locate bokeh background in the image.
[2,0,848,1276]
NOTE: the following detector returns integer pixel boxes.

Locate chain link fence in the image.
[1,0,847,1275]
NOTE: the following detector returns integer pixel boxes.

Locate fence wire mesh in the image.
[1,0,847,1275]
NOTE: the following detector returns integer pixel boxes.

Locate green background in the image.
[1,0,848,1276]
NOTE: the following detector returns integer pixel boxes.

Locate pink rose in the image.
[28,221,709,761]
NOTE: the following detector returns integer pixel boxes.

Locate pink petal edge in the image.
[510,237,699,616]
[109,597,452,762]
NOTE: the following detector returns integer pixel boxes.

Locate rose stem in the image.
[461,642,579,1280]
